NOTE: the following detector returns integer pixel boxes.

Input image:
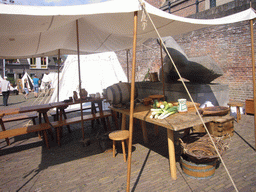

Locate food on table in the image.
[150,100,178,119]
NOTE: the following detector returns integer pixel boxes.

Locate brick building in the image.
[116,0,256,103]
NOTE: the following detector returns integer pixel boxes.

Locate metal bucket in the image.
[180,156,216,179]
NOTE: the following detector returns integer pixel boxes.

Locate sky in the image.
[13,0,108,6]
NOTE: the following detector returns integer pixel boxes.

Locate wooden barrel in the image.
[181,156,216,179]
[106,83,137,105]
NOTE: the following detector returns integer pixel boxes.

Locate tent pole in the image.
[126,11,138,192]
[126,49,130,82]
[160,40,165,98]
[250,19,256,150]
[57,49,60,102]
[76,19,85,139]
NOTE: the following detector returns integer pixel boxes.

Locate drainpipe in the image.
[3,59,5,77]
[196,0,199,13]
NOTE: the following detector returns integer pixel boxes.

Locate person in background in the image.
[33,75,40,98]
[0,76,11,106]
[23,78,29,99]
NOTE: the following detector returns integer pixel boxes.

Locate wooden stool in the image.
[109,130,129,162]
[227,101,244,123]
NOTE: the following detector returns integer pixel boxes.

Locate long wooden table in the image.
[110,104,230,180]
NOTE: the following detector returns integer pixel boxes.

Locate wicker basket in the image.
[179,133,230,163]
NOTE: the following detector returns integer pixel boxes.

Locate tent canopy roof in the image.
[0,0,255,58]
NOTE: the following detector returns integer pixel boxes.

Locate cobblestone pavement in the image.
[0,93,255,192]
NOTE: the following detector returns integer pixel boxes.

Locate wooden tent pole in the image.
[250,18,256,150]
[126,49,130,82]
[126,11,138,192]
[160,40,165,98]
[57,49,60,102]
[76,19,85,139]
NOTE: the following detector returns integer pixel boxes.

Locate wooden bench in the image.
[50,111,112,146]
[0,123,51,149]
[2,113,38,124]
[227,101,244,122]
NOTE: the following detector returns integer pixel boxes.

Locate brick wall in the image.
[115,0,256,104]
[174,21,255,102]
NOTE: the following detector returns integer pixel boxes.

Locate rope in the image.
[138,1,239,191]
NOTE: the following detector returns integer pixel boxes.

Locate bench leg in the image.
[0,119,10,146]
[121,140,127,162]
[113,140,116,157]
[56,127,61,146]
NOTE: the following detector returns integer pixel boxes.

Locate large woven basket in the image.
[179,133,230,163]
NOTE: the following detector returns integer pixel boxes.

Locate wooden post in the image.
[160,40,165,98]
[126,11,138,192]
[57,49,60,102]
[250,18,256,150]
[126,49,130,83]
[76,20,85,139]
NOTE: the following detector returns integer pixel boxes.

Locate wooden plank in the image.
[3,113,38,123]
[0,123,50,139]
[50,112,112,127]
[50,106,95,116]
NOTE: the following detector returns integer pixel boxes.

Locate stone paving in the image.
[0,93,256,192]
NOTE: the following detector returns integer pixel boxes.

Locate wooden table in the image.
[50,98,106,127]
[110,104,228,180]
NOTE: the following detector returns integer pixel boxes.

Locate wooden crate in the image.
[245,99,254,114]
[193,116,235,138]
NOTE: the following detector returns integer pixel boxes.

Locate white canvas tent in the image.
[0,1,256,191]
[0,0,255,58]
[21,72,33,91]
[49,52,127,103]
[40,72,58,90]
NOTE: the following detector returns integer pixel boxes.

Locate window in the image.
[30,58,36,68]
[41,57,47,69]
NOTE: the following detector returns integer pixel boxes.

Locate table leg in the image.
[236,106,241,122]
[154,125,159,136]
[98,101,108,131]
[167,129,177,180]
[121,114,126,130]
[141,120,148,144]
[61,108,71,133]
[91,102,96,130]
[112,110,119,130]
[42,112,54,140]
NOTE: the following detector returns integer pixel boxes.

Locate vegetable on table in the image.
[150,100,178,119]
